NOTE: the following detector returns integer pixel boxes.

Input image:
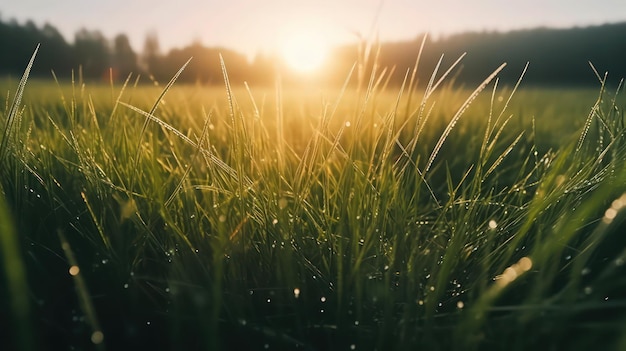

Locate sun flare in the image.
[279,29,329,74]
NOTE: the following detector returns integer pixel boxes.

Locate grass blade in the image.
[0,44,39,163]
[0,187,33,351]
[425,63,507,173]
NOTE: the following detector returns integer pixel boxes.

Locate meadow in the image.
[2,49,626,350]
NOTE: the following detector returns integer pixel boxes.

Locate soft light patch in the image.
[280,29,329,73]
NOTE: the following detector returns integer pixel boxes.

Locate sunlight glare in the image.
[280,28,329,73]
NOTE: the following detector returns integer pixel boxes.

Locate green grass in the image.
[1,48,626,350]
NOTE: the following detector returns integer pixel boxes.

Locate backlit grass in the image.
[1,48,626,350]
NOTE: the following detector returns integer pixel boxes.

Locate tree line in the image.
[371,23,626,87]
[1,16,625,87]
[0,18,256,85]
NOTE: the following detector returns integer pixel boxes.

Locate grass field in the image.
[2,49,626,350]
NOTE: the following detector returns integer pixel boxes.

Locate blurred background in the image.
[1,0,626,86]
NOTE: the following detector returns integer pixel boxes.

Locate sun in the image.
[279,29,330,74]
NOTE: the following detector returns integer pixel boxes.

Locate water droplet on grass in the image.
[91,331,104,344]
[278,198,288,209]
[69,266,80,276]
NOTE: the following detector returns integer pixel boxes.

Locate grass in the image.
[1,46,626,350]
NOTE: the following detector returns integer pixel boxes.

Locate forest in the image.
[2,16,626,86]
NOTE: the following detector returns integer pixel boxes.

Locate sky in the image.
[2,0,626,60]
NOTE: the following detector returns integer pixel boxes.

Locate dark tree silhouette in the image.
[156,42,250,84]
[112,33,139,81]
[73,28,111,80]
[0,19,73,78]
[141,31,165,81]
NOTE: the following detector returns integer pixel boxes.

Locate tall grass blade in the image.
[425,63,507,173]
[57,229,105,350]
[576,80,605,153]
[0,187,33,351]
[130,58,192,193]
[0,44,38,163]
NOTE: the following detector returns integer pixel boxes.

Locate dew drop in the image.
[278,198,288,209]
[91,331,104,344]
[69,266,80,276]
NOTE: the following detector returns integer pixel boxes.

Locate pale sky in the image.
[2,0,626,59]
